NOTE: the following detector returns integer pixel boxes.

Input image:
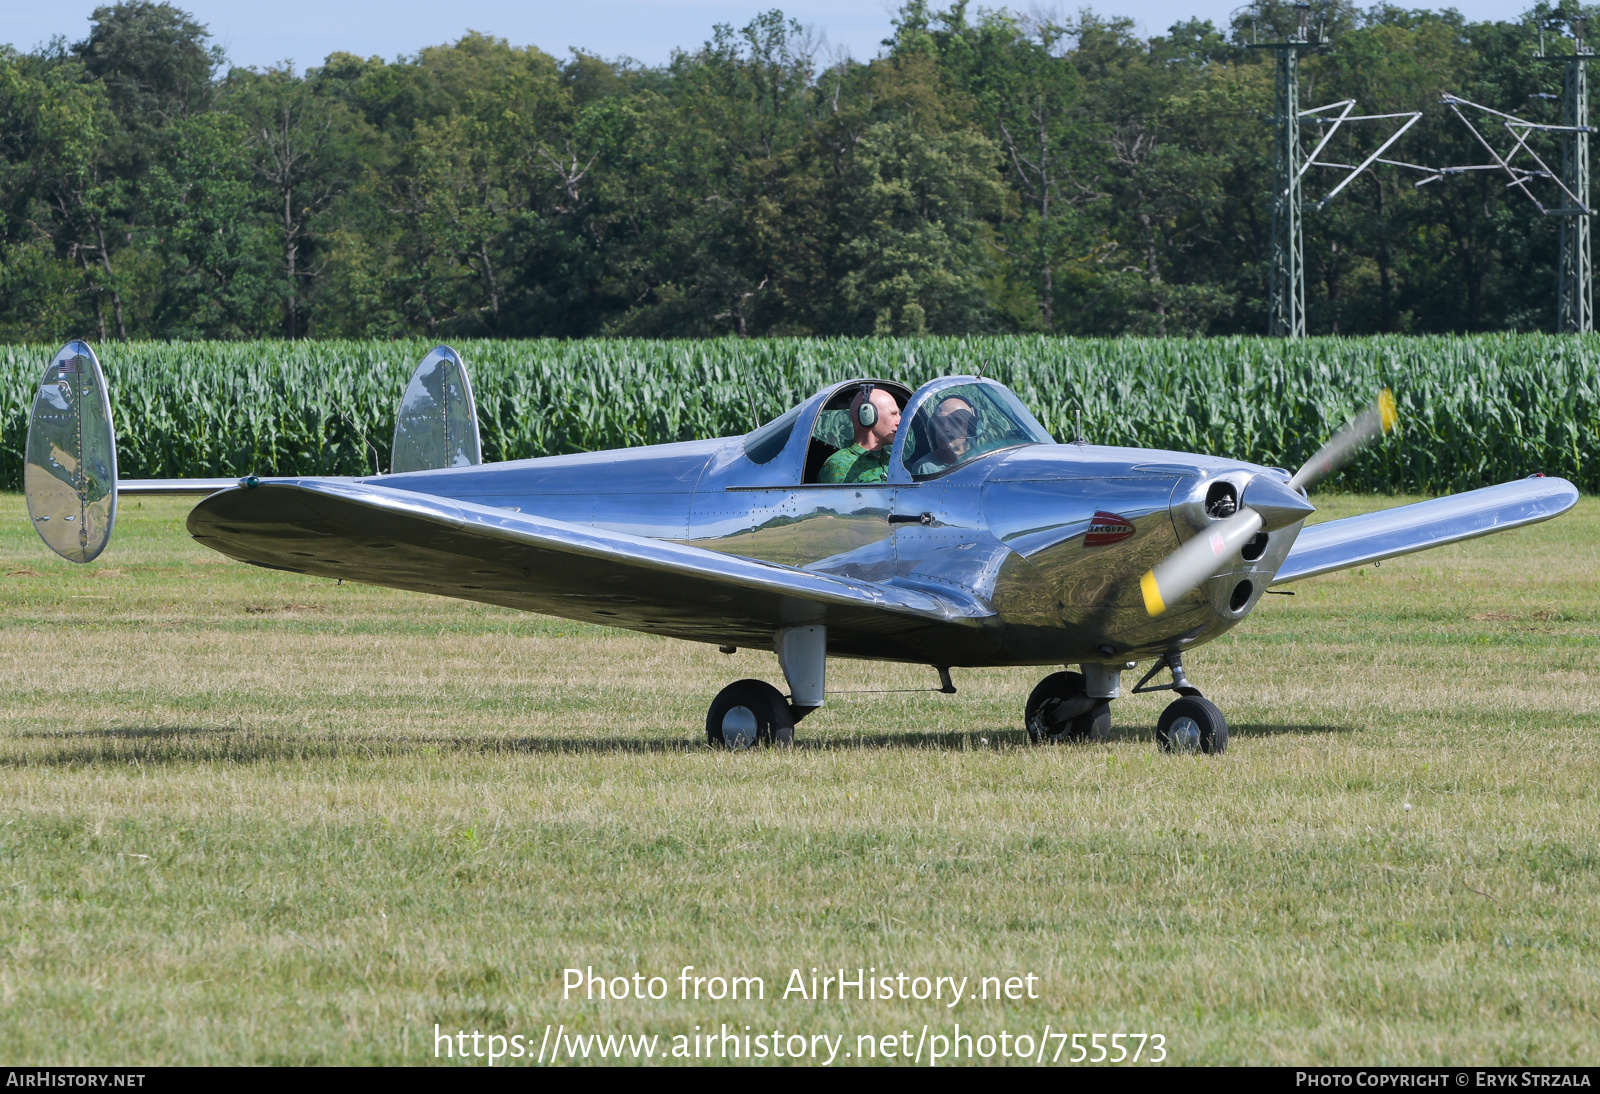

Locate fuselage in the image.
[365,378,1307,667]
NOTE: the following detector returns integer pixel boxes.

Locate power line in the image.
[1429,20,1595,333]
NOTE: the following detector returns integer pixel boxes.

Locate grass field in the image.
[0,493,1596,1065]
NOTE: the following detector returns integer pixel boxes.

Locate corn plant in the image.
[2,335,1595,494]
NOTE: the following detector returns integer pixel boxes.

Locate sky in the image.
[2,0,1535,70]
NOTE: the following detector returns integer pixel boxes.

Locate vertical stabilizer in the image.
[390,345,482,473]
[25,341,118,563]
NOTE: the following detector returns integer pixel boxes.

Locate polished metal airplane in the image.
[24,341,1578,753]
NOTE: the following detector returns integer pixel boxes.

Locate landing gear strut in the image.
[1134,652,1228,754]
[706,625,822,749]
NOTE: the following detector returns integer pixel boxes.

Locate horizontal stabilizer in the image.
[119,478,252,496]
[1273,477,1578,585]
[118,477,364,496]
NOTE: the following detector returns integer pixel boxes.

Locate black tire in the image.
[1078,701,1112,743]
[706,679,795,749]
[1155,696,1228,755]
[1025,672,1112,743]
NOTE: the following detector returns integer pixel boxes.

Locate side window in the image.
[743,405,802,465]
[803,403,854,483]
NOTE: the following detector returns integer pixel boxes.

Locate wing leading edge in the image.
[1273,477,1578,585]
[187,479,995,658]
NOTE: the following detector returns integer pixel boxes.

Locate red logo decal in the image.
[1084,511,1136,547]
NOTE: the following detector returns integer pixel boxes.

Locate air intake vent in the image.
[1205,481,1238,519]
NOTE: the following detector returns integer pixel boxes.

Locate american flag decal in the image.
[1084,511,1136,547]
[57,359,79,376]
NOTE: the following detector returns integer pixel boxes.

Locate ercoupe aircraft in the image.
[24,341,1577,753]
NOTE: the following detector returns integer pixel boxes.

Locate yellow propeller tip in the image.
[1140,571,1166,617]
[1378,388,1398,433]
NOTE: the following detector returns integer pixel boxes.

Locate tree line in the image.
[1,0,1594,341]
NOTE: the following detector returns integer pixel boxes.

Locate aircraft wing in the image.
[186,479,995,656]
[1272,477,1578,585]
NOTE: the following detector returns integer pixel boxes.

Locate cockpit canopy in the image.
[743,381,914,479]
[901,381,1050,479]
[740,376,1052,484]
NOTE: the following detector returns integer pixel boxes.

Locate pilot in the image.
[910,394,977,476]
[818,386,901,484]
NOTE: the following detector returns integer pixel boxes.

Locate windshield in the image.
[902,383,1050,479]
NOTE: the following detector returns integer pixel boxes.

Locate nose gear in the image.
[1025,653,1228,755]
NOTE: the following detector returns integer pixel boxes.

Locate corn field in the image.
[1,336,1595,494]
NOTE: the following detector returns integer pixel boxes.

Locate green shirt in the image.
[817,443,890,484]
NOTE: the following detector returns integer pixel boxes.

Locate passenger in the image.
[910,395,977,476]
[817,387,901,484]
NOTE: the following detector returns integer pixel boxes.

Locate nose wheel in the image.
[706,679,794,749]
[1155,696,1228,754]
[1025,671,1112,743]
[1133,652,1228,755]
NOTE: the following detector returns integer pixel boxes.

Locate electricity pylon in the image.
[1252,6,1319,338]
[1251,3,1424,338]
[1552,24,1593,332]
[1432,22,1594,332]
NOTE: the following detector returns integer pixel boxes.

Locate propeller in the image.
[1139,506,1265,617]
[1288,388,1398,493]
[1140,389,1398,618]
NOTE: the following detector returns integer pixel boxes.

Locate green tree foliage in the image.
[4,0,1600,339]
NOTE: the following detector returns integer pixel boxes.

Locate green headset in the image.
[856,384,878,428]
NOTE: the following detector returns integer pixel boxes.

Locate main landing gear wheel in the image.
[706,679,794,749]
[1155,695,1228,755]
[1025,671,1111,743]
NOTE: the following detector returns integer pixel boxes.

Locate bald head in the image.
[851,388,901,451]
